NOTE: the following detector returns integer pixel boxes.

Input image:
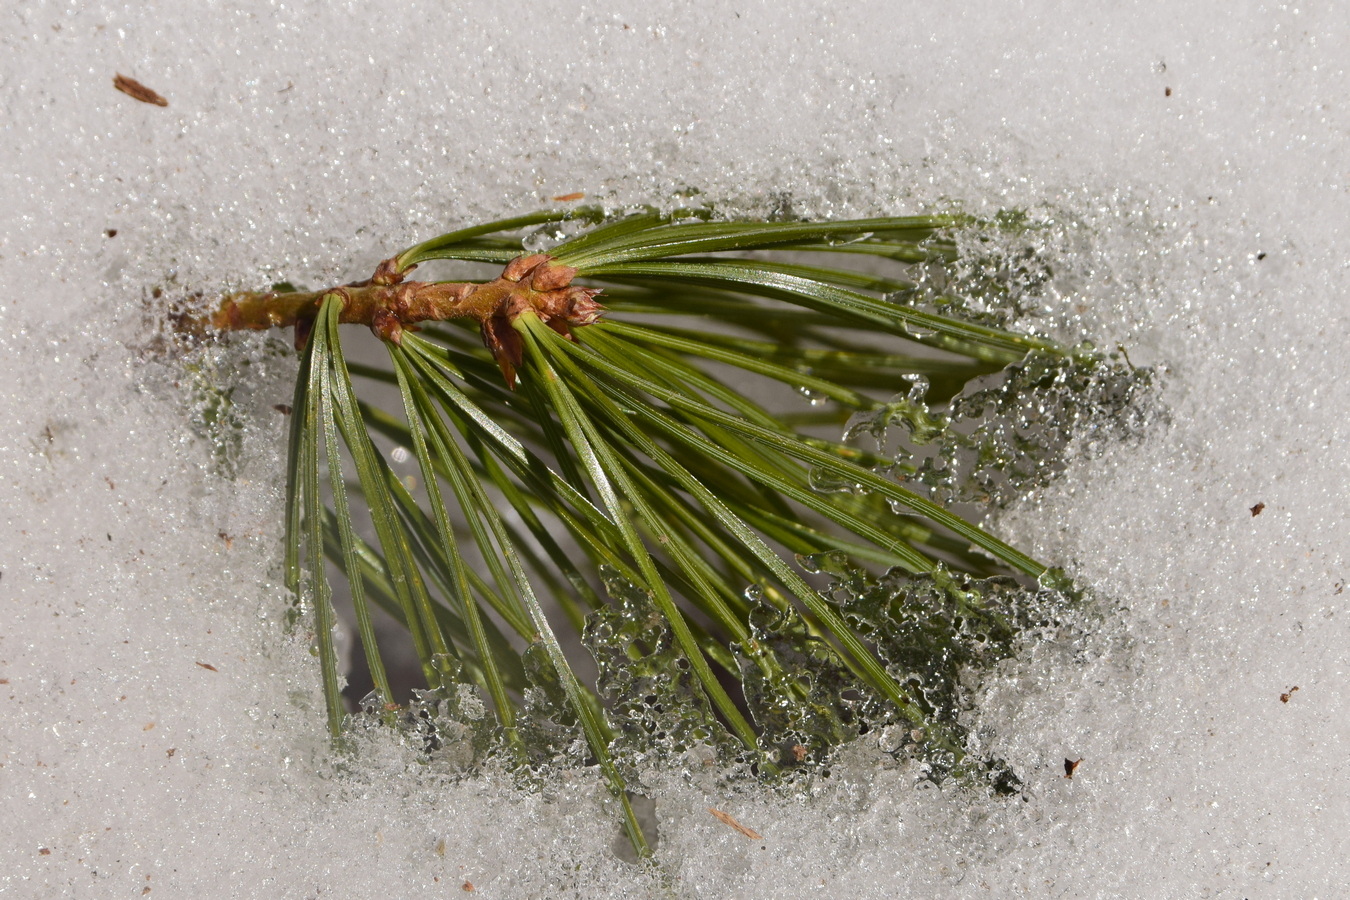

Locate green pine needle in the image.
[194,206,1134,859]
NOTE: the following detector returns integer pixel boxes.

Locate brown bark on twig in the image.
[184,254,602,385]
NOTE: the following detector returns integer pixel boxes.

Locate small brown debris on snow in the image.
[791,744,808,762]
[461,881,474,892]
[708,807,763,841]
[1280,686,1299,703]
[195,662,218,672]
[552,192,585,202]
[1250,502,1266,517]
[1063,758,1083,779]
[113,74,169,107]
[38,848,51,856]
[143,722,155,731]
[166,748,176,758]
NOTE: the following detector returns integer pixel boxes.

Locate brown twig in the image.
[185,254,603,385]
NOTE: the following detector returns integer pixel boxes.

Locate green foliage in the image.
[259,206,1147,857]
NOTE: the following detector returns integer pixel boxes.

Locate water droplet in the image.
[1037,567,1073,593]
[903,374,930,403]
[521,228,566,252]
[883,287,924,306]
[796,386,830,407]
[825,230,874,246]
[795,549,851,577]
[808,466,863,495]
[901,321,938,340]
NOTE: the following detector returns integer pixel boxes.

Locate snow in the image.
[2,1,1347,896]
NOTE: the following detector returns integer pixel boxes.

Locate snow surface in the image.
[2,1,1347,896]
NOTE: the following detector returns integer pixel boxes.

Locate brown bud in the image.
[565,287,605,325]
[481,317,524,387]
[293,317,314,351]
[370,256,409,286]
[531,262,577,292]
[370,308,404,344]
[501,253,551,283]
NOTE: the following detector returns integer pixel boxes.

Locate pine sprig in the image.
[192,206,1119,858]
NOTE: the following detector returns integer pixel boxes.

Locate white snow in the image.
[2,1,1347,896]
